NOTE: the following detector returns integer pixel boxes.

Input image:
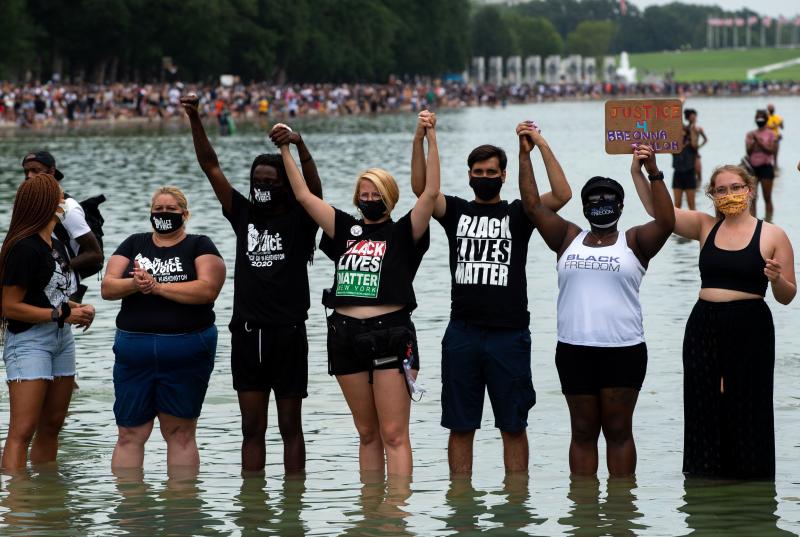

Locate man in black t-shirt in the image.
[411,119,572,474]
[183,94,320,473]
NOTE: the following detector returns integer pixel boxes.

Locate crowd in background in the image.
[1,78,798,128]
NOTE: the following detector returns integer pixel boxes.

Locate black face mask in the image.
[469,176,503,201]
[150,212,184,234]
[755,119,767,128]
[583,201,621,229]
[358,199,387,221]
[251,184,286,209]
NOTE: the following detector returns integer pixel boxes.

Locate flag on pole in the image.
[762,16,772,27]
[724,18,734,27]
[619,0,627,16]
[735,18,745,27]
[747,16,758,26]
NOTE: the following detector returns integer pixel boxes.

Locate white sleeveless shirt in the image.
[556,230,646,347]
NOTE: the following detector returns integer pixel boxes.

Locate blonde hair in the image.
[352,168,400,214]
[151,186,191,221]
[704,165,756,199]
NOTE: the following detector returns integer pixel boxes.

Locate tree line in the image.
[0,0,789,83]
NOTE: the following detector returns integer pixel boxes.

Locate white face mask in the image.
[55,201,68,223]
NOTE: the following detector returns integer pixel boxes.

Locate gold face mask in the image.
[714,192,749,216]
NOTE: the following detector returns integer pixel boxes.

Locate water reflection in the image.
[341,472,412,537]
[1,467,71,536]
[443,474,544,536]
[233,472,307,536]
[558,476,645,536]
[110,467,225,536]
[680,479,795,536]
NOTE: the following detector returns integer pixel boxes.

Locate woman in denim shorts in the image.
[102,186,225,469]
[0,174,96,470]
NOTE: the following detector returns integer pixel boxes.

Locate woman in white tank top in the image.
[518,129,675,478]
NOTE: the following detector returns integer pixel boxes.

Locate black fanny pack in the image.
[352,326,414,370]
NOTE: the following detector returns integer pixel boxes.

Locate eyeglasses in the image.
[712,183,748,197]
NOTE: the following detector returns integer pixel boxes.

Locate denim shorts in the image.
[3,322,76,381]
[441,319,536,433]
[113,325,217,427]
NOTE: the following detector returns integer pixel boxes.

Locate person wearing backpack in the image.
[22,151,104,302]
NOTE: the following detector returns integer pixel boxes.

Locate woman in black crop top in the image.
[279,111,439,477]
[102,186,226,470]
[633,159,796,479]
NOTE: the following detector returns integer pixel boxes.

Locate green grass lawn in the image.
[628,48,800,81]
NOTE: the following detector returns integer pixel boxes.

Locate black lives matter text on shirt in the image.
[319,208,429,310]
[113,233,222,334]
[223,190,318,328]
[435,195,535,328]
[2,235,77,334]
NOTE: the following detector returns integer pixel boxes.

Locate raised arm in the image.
[410,123,440,242]
[517,123,580,254]
[410,111,445,219]
[181,94,233,212]
[628,145,676,264]
[764,225,796,305]
[630,144,712,241]
[524,120,572,211]
[279,144,335,237]
[270,125,322,198]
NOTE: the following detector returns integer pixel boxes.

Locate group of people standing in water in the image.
[0,94,795,484]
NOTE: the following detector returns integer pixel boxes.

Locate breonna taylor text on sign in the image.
[605,99,684,154]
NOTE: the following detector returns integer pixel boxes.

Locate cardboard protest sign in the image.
[605,99,684,154]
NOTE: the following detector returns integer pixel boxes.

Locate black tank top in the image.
[699,219,768,296]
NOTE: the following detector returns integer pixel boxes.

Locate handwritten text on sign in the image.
[604,99,684,154]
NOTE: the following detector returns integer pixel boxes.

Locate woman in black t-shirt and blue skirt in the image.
[279,112,439,476]
[102,186,226,469]
[0,174,96,470]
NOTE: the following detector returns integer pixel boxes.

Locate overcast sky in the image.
[630,0,798,17]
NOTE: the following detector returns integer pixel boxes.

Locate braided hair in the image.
[0,173,62,317]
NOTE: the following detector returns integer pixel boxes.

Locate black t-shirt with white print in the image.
[435,195,535,328]
[319,208,430,309]
[113,233,222,334]
[223,189,318,328]
[2,235,77,334]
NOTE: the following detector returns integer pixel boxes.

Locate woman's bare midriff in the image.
[335,303,405,319]
[699,288,763,302]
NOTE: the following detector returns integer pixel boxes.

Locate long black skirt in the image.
[682,298,775,479]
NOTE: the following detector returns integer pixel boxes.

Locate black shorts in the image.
[751,164,775,181]
[327,309,420,376]
[672,169,697,190]
[231,322,308,398]
[555,341,647,395]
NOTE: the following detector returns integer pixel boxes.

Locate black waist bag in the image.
[352,326,414,373]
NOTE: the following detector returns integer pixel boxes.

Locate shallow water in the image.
[0,96,798,536]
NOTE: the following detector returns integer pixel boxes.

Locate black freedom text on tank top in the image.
[319,208,429,309]
[112,233,222,333]
[223,190,318,328]
[435,195,535,328]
